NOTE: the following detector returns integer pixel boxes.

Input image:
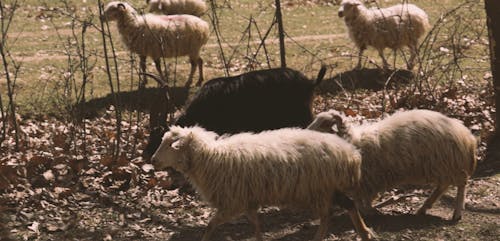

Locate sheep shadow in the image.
[363,213,455,232]
[71,87,190,120]
[475,134,500,178]
[168,209,457,241]
[317,68,414,95]
[169,209,339,241]
[168,209,314,241]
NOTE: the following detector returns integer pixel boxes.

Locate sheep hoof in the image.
[451,212,462,222]
[416,208,427,216]
[366,228,378,241]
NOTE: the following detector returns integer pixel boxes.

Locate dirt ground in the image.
[1,1,498,240]
[1,102,499,241]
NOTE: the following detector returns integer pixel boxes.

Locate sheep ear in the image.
[332,114,345,126]
[171,133,194,150]
[318,120,335,132]
[117,3,126,10]
[171,139,183,150]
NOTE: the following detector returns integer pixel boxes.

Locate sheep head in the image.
[147,0,163,10]
[308,110,347,137]
[143,126,168,160]
[338,0,362,18]
[102,1,133,22]
[151,126,196,173]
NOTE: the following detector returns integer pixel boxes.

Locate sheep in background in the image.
[307,109,477,221]
[147,0,207,17]
[338,0,430,70]
[102,1,209,87]
[152,126,376,241]
[143,66,327,159]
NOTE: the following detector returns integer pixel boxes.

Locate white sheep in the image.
[103,1,210,87]
[338,0,430,70]
[147,0,207,17]
[307,109,477,221]
[152,126,376,241]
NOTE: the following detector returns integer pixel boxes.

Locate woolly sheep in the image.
[151,126,376,241]
[143,66,327,159]
[103,1,209,87]
[307,109,477,221]
[147,0,207,17]
[338,0,430,70]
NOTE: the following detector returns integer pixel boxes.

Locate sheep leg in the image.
[347,209,376,241]
[185,58,197,88]
[452,183,467,221]
[416,184,449,216]
[407,44,418,70]
[195,57,204,87]
[377,49,390,70]
[201,211,232,241]
[246,209,263,241]
[153,58,166,86]
[355,194,380,216]
[140,56,147,87]
[356,46,366,69]
[335,192,376,241]
[313,214,330,241]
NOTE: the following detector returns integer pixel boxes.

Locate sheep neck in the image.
[116,11,141,34]
[345,6,371,26]
[182,140,226,200]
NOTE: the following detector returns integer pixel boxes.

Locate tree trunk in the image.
[275,0,286,68]
[485,0,500,129]
[482,0,500,176]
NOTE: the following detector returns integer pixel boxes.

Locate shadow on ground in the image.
[317,68,414,94]
[168,208,455,241]
[72,87,190,119]
[477,133,500,177]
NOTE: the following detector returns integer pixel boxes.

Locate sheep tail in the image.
[314,65,327,86]
[468,144,478,176]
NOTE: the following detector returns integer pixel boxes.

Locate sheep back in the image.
[117,13,209,60]
[148,0,207,17]
[163,126,362,214]
[176,67,320,134]
[144,67,325,159]
[349,110,477,198]
[342,1,430,50]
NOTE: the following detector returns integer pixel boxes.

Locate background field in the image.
[1,0,499,240]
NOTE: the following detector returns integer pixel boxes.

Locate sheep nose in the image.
[338,11,344,18]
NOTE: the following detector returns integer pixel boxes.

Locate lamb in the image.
[338,0,430,70]
[102,1,209,87]
[143,66,327,158]
[151,126,376,241]
[147,0,207,17]
[307,109,477,221]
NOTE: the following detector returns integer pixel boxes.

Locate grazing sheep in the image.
[147,0,207,17]
[102,1,209,87]
[143,66,327,158]
[307,109,477,221]
[152,126,375,241]
[338,0,430,70]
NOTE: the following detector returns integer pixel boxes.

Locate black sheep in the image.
[143,66,327,159]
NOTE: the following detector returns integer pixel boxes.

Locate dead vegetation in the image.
[0,0,499,240]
